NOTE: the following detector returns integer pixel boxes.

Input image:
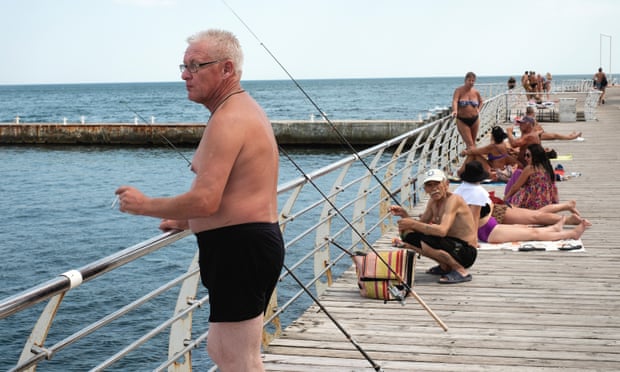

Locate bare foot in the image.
[565,213,581,225]
[562,200,580,215]
[550,216,566,232]
[565,213,583,225]
[565,213,592,226]
[568,219,590,239]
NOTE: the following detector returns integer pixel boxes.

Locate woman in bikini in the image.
[455,161,589,245]
[452,72,483,150]
[460,126,517,182]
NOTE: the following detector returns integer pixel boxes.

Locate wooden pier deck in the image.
[262,88,620,371]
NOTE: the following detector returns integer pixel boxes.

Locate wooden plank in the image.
[262,87,620,371]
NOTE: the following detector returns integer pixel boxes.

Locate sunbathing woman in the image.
[452,72,483,149]
[504,143,558,209]
[460,126,518,182]
[492,198,590,227]
[455,161,589,245]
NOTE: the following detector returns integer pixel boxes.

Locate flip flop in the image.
[438,270,472,284]
[519,243,546,252]
[559,243,583,251]
[426,265,450,275]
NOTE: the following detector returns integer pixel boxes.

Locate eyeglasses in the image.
[179,59,221,73]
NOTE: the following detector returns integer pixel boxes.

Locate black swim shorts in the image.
[196,222,285,322]
[402,232,477,268]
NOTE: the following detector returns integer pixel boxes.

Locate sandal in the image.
[519,243,546,252]
[559,243,582,251]
[438,270,472,284]
[426,265,450,275]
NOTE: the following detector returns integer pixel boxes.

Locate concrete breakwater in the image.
[0,119,428,146]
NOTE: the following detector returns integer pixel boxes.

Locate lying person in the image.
[455,161,589,245]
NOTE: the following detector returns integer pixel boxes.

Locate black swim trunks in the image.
[402,232,477,268]
[196,222,285,322]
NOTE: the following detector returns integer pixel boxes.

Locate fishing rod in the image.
[221,0,402,208]
[221,0,446,326]
[221,0,419,297]
[121,101,192,167]
[216,4,442,365]
[280,146,448,331]
[281,261,383,371]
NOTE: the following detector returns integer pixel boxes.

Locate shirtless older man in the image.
[115,29,284,371]
[390,169,477,284]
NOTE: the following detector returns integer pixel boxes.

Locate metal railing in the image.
[0,83,596,371]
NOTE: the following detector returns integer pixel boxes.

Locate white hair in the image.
[187,29,244,76]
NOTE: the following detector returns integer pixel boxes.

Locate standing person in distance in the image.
[452,72,483,150]
[115,29,285,372]
[594,67,608,104]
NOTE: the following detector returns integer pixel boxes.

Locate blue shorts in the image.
[196,222,285,322]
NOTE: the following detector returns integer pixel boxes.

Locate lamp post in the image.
[600,33,612,83]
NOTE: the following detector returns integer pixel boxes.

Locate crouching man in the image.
[390,169,477,284]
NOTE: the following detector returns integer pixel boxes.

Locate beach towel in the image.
[478,239,584,252]
[552,154,573,161]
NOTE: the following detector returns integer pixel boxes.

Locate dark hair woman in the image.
[504,143,558,209]
[460,126,517,182]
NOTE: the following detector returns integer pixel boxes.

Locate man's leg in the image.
[207,315,264,372]
[419,241,469,278]
[406,241,469,278]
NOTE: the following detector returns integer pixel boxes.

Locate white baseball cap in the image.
[423,169,446,184]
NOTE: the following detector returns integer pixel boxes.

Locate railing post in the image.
[167,251,201,372]
[17,292,67,371]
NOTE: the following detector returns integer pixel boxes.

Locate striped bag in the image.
[352,249,415,301]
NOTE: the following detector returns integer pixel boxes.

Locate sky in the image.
[1,0,619,85]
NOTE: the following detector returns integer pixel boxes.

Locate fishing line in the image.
[281,146,447,331]
[281,261,383,371]
[222,0,402,208]
[121,101,192,167]
[222,0,413,298]
[222,0,446,327]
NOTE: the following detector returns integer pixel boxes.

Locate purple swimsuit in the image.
[478,216,498,243]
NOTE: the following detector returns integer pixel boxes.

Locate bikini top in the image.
[488,153,508,161]
[458,99,479,107]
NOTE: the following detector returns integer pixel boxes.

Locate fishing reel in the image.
[388,284,407,306]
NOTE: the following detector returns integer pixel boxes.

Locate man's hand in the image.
[159,219,189,232]
[389,205,409,218]
[115,186,148,215]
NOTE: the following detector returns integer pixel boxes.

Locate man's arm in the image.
[399,196,459,238]
[506,126,520,148]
